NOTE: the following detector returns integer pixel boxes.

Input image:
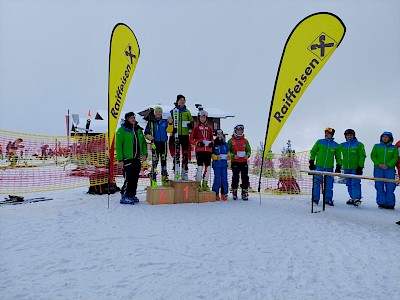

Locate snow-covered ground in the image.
[0,182,399,300]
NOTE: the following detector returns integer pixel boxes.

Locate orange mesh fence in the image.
[0,130,313,195]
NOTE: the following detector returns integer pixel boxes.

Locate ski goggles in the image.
[234,124,244,131]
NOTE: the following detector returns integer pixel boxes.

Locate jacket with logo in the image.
[228,134,251,163]
[310,138,341,169]
[116,122,148,162]
[190,122,214,153]
[370,141,399,168]
[170,105,194,136]
[338,138,366,170]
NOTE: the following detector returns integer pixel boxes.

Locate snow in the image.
[1,183,399,300]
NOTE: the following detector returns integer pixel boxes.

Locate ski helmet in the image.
[234,124,244,132]
[324,127,335,136]
[344,129,355,136]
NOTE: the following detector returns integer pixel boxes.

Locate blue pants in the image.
[312,167,334,203]
[344,169,362,200]
[212,166,228,195]
[374,167,396,206]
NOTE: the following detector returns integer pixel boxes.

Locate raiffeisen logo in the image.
[273,33,338,123]
[308,33,337,60]
[110,44,137,119]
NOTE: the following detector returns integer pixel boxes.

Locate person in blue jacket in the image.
[144,106,173,188]
[370,131,399,209]
[211,129,230,201]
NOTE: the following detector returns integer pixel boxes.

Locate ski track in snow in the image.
[0,184,399,300]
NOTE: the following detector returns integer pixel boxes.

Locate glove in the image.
[187,122,194,129]
[196,141,205,147]
[335,164,342,173]
[209,142,213,148]
[356,166,363,175]
[309,160,316,170]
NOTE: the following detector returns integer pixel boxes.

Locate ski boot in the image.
[353,199,362,207]
[161,174,170,187]
[221,194,228,201]
[129,195,139,203]
[120,194,134,205]
[346,199,354,205]
[202,180,210,192]
[215,194,220,201]
[242,189,249,201]
[232,189,238,200]
[327,200,334,206]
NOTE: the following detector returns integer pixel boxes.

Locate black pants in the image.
[231,161,249,190]
[121,158,141,197]
[169,135,189,170]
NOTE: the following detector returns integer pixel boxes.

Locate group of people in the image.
[115,94,251,205]
[309,128,399,209]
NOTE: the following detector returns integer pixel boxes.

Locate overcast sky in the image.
[1,0,399,162]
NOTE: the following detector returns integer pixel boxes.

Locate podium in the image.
[170,180,199,204]
[146,186,174,205]
[198,191,216,203]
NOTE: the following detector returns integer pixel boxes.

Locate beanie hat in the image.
[124,112,135,120]
[198,110,208,117]
[325,127,335,136]
[153,106,163,113]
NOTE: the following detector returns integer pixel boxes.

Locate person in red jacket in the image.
[190,110,214,191]
[228,124,252,200]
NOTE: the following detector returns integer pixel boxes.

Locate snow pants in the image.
[312,167,334,203]
[121,158,141,197]
[344,169,362,200]
[212,165,228,195]
[373,167,396,206]
[231,162,249,190]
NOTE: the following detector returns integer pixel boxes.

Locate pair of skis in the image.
[172,107,181,180]
[0,196,53,206]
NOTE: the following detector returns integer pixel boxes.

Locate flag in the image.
[87,110,91,118]
[108,23,140,183]
[262,12,346,157]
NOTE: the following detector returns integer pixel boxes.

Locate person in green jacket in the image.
[338,129,367,206]
[116,112,148,204]
[370,131,398,209]
[169,94,194,180]
[309,127,342,206]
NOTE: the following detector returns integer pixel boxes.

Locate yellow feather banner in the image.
[263,12,346,157]
[108,23,140,184]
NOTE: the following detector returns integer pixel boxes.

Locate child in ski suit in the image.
[190,110,214,191]
[144,106,173,188]
[309,127,342,206]
[116,112,148,204]
[338,129,366,206]
[212,129,230,201]
[370,131,398,209]
[228,124,251,200]
[169,95,194,180]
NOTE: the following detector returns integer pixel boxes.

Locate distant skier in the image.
[228,124,251,200]
[309,128,342,206]
[116,112,148,205]
[144,106,173,187]
[338,129,366,206]
[190,109,213,191]
[211,129,230,201]
[169,95,194,180]
[370,131,398,209]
